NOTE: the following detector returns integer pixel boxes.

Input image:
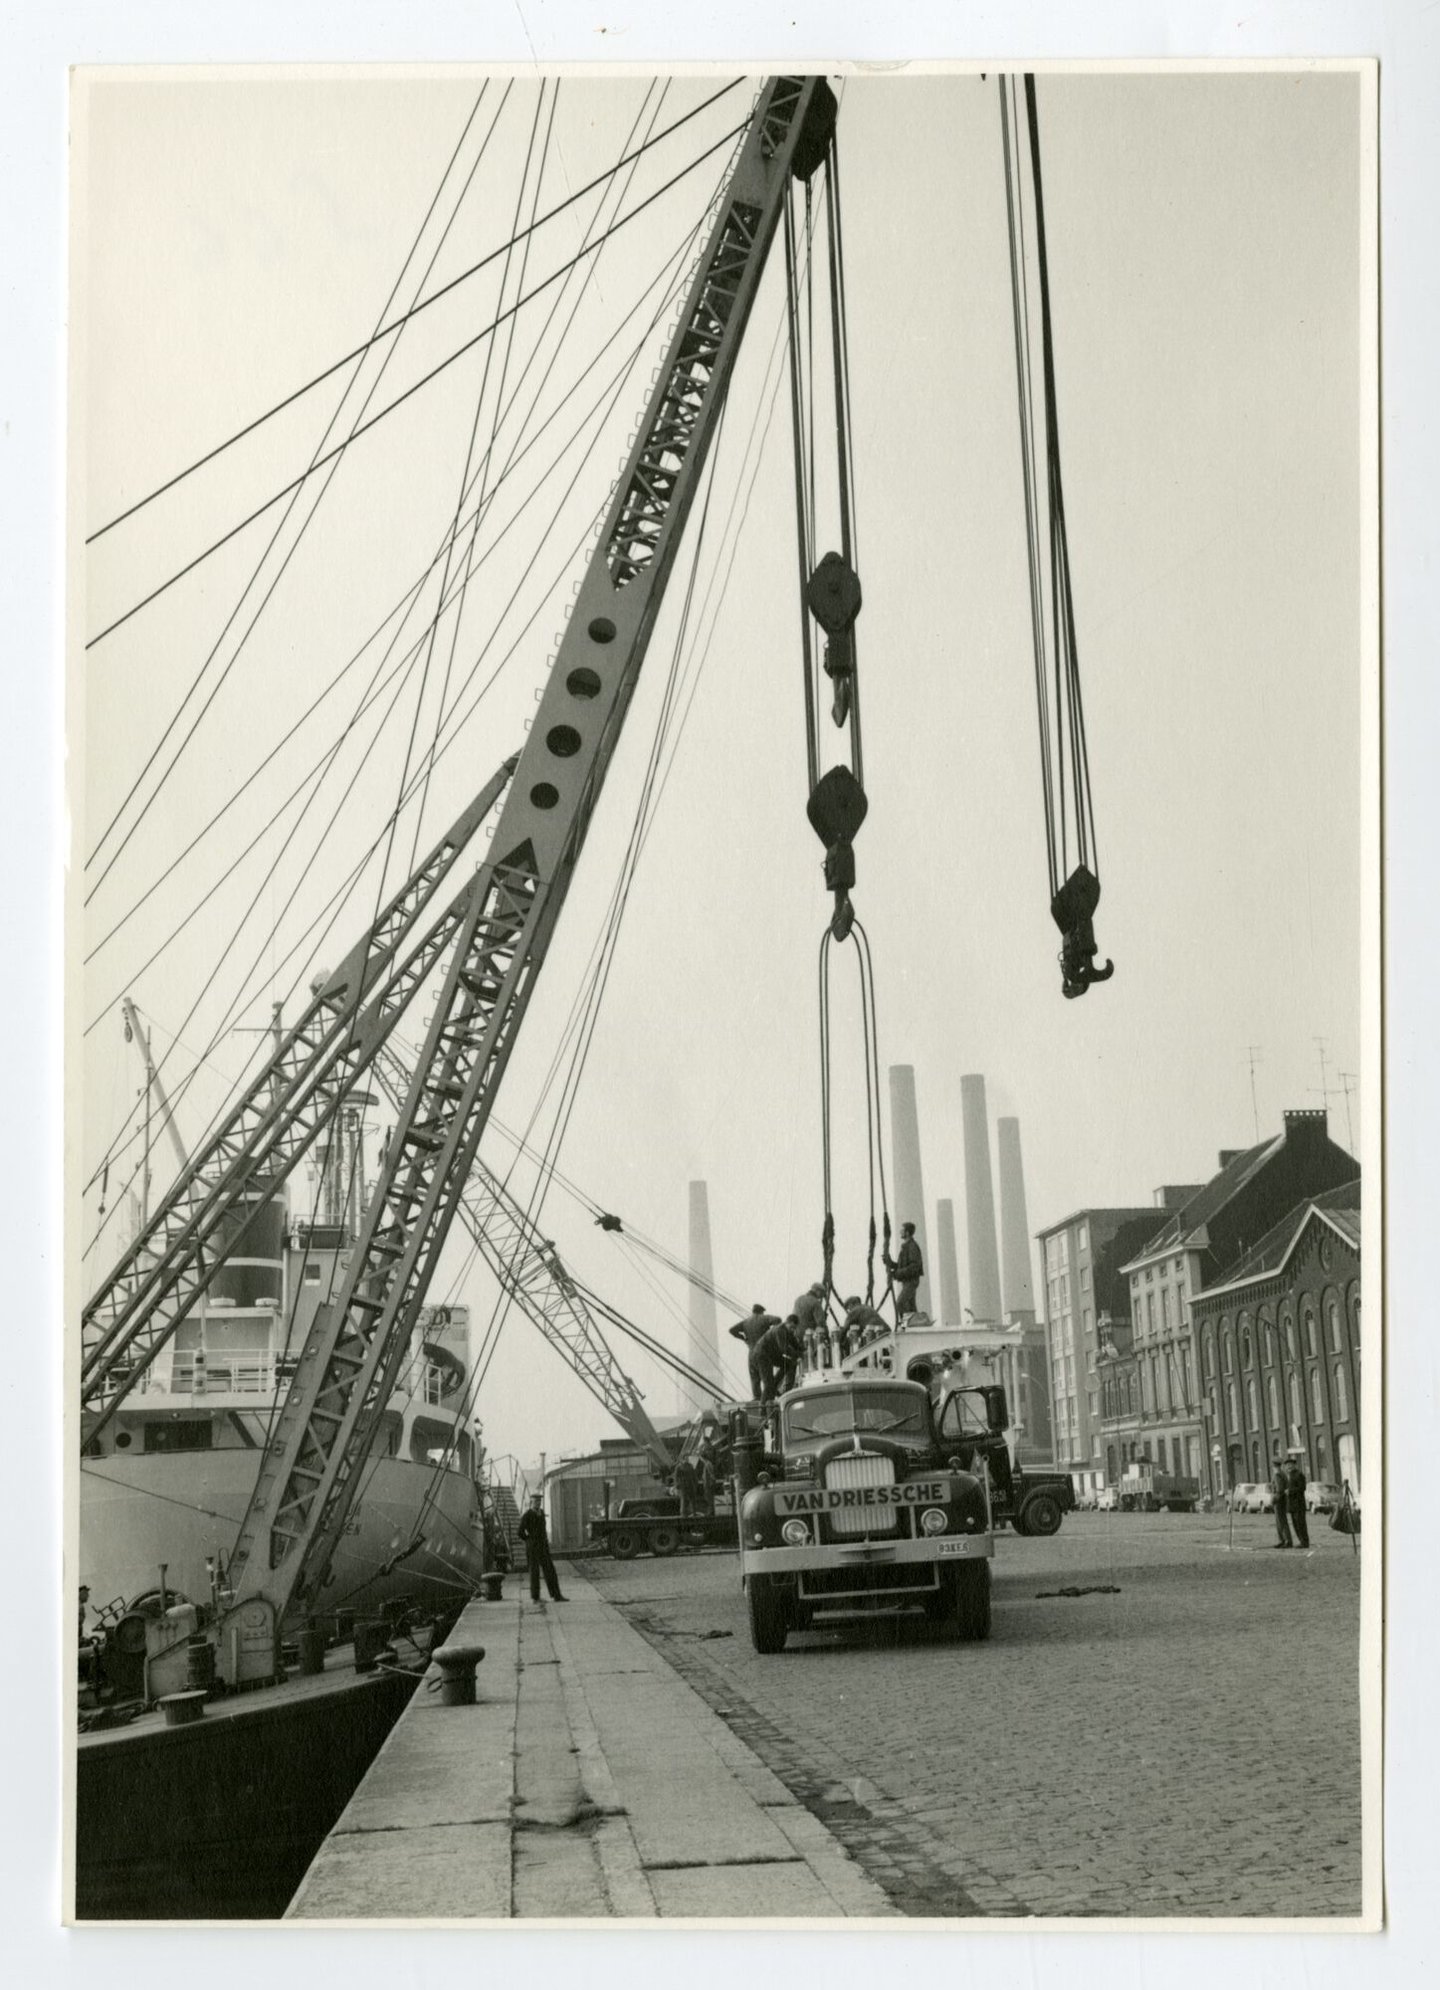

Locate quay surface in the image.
[287,1560,894,1921]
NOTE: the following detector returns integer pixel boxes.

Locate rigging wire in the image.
[84,115,754,655]
[81,156,731,1257]
[84,83,510,890]
[84,183,706,973]
[85,80,750,547]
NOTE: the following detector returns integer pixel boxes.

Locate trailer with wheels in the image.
[590,1497,736,1560]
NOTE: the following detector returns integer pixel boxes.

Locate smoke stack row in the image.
[885,1067,1034,1328]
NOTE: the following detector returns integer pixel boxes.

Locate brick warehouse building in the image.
[1109,1109,1359,1494]
[1036,1199,1196,1478]
[1191,1183,1362,1497]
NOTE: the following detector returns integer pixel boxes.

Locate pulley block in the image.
[805,551,862,635]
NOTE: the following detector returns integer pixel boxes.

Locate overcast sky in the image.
[71,67,1371,1474]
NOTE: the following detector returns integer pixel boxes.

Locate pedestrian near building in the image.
[887,1223,924,1319]
[728,1304,780,1399]
[1271,1455,1293,1549]
[1285,1454,1310,1549]
[517,1493,566,1602]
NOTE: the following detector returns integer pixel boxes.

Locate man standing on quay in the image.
[518,1492,566,1602]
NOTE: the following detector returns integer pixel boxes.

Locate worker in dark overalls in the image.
[886,1223,924,1320]
[728,1304,781,1399]
[518,1493,566,1601]
[757,1314,805,1401]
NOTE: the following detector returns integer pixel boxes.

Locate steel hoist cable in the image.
[1000,73,1113,1000]
[816,918,893,1318]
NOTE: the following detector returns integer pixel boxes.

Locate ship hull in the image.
[80,1451,486,1621]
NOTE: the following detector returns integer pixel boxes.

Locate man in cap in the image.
[728,1304,781,1400]
[1270,1452,1293,1548]
[517,1492,566,1602]
[1284,1452,1310,1548]
[886,1223,924,1320]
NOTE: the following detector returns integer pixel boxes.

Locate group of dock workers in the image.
[727,1222,924,1404]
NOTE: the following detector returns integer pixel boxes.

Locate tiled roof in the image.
[1125,1133,1282,1262]
[1196,1192,1361,1300]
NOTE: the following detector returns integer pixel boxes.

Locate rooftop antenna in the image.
[1245,1045,1263,1143]
[1311,1036,1337,1124]
[1337,1071,1357,1152]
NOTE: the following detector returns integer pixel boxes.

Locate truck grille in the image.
[824,1451,897,1536]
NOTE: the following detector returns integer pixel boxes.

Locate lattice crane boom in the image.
[372,1041,676,1479]
[218,77,838,1667]
[79,759,516,1434]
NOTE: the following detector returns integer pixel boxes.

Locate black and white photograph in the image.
[62,50,1381,1933]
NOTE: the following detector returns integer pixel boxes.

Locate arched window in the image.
[1288,1373,1302,1430]
[1303,1304,1318,1358]
[1311,1368,1324,1423]
[1246,1377,1258,1430]
[1266,1375,1280,1428]
[1226,1381,1238,1433]
[1333,1363,1348,1422]
[1327,1299,1342,1353]
[1240,1321,1253,1369]
[1202,1329,1215,1378]
[1282,1309,1295,1361]
[1222,1329,1234,1375]
[1264,1322,1275,1366]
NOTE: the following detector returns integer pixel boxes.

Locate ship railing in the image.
[157,1350,277,1396]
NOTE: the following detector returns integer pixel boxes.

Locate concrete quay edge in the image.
[287,1560,896,1922]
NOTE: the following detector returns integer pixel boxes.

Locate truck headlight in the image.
[781,1518,809,1547]
[920,1508,949,1535]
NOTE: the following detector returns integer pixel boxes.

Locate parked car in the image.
[1227,1482,1263,1512]
[1240,1482,1275,1513]
[1306,1480,1342,1513]
[1094,1486,1118,1511]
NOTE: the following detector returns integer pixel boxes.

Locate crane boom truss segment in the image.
[372,1042,674,1478]
[221,76,835,1631]
[79,759,516,1430]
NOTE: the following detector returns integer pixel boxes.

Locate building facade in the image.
[1191,1185,1361,1497]
[1037,1204,1189,1475]
[1110,1110,1360,1496]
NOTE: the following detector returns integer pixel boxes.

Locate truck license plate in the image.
[938,1539,971,1556]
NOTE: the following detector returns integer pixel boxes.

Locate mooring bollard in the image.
[482,1573,504,1602]
[431,1643,485,1706]
[158,1689,208,1728]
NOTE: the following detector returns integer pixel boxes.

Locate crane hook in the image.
[1051,864,1114,999]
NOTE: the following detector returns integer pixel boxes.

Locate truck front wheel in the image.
[1021,1492,1063,1537]
[747,1577,789,1654]
[955,1562,992,1642]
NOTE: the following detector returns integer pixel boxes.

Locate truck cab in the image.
[732,1376,993,1653]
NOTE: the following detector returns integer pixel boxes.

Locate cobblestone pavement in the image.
[578,1511,1365,1919]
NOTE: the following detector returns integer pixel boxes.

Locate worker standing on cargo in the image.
[729,1304,781,1399]
[757,1314,805,1401]
[518,1493,567,1602]
[886,1223,924,1320]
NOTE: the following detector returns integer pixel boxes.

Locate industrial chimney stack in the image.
[960,1074,1003,1322]
[887,1066,930,1314]
[935,1198,963,1327]
[997,1116,1036,1318]
[687,1181,722,1404]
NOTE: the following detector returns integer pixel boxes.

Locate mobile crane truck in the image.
[731,1371,993,1653]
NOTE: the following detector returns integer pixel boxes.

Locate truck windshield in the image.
[784,1387,928,1442]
